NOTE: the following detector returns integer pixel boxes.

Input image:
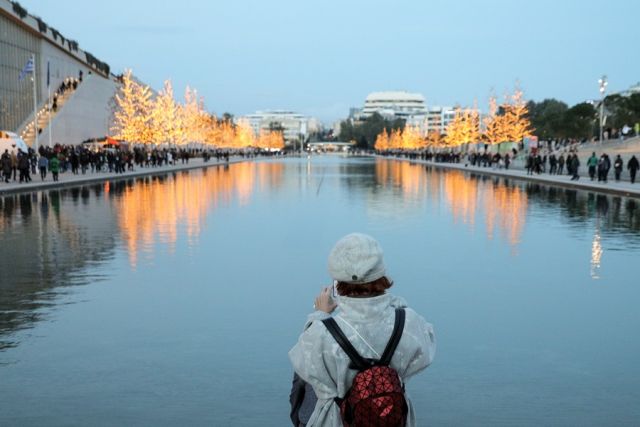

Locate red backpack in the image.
[322,308,407,427]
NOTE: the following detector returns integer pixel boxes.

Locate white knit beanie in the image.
[328,233,386,284]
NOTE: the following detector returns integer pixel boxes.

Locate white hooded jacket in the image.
[289,293,436,426]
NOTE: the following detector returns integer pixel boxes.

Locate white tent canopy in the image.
[0,131,30,154]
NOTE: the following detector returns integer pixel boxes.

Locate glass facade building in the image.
[0,13,42,132]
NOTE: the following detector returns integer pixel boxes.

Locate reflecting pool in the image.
[1,156,639,426]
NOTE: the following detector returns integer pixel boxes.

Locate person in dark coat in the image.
[558,154,565,175]
[570,154,581,180]
[1,150,12,183]
[18,152,30,183]
[613,155,623,181]
[628,155,640,184]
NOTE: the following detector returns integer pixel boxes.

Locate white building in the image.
[237,110,315,145]
[361,91,427,119]
[424,106,456,134]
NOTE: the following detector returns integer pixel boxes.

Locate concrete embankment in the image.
[381,156,640,199]
[0,157,246,196]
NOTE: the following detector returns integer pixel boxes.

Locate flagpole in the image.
[32,53,38,152]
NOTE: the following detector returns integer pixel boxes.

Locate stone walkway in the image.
[383,156,640,198]
[0,157,245,195]
[3,154,640,199]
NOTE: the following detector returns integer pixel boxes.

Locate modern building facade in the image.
[350,90,456,135]
[361,91,427,119]
[0,0,116,145]
[238,110,318,145]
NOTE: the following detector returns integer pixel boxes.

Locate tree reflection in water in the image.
[0,162,284,351]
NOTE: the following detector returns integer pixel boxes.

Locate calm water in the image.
[1,156,640,426]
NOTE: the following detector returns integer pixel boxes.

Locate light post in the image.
[598,75,608,143]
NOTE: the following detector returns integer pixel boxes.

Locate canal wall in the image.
[0,157,248,196]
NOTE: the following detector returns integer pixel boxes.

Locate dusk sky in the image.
[23,0,640,123]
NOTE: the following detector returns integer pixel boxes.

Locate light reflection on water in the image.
[0,156,639,425]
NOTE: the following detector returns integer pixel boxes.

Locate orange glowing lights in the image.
[375,160,528,251]
[112,70,284,149]
[116,162,284,267]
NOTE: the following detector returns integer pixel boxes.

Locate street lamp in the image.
[598,75,608,143]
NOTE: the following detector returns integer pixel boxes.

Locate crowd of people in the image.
[0,144,286,185]
[376,149,640,185]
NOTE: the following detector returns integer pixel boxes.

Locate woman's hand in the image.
[314,286,337,313]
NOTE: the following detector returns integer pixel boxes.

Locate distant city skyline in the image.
[19,0,640,123]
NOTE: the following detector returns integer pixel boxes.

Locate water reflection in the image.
[0,161,284,350]
[375,161,529,251]
[1,158,639,352]
[116,163,283,267]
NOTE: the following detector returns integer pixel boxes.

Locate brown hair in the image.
[336,276,393,298]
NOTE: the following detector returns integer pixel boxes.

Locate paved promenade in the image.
[383,156,640,199]
[3,154,639,199]
[0,157,245,195]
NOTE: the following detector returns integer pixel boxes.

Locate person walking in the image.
[570,154,581,180]
[1,150,11,183]
[628,155,639,184]
[557,153,565,175]
[613,155,623,182]
[49,155,60,182]
[289,233,436,427]
[18,152,30,183]
[587,152,598,181]
[38,155,49,180]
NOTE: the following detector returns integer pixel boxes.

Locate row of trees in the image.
[111,70,284,150]
[374,91,640,151]
[528,93,640,141]
[375,88,534,150]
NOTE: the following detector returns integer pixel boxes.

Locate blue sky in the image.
[23,0,640,123]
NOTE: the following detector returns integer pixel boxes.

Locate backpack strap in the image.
[322,317,370,371]
[322,308,406,370]
[379,308,406,366]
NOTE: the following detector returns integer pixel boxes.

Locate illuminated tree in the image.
[483,95,507,144]
[505,87,534,142]
[234,121,256,148]
[425,131,444,147]
[389,128,403,149]
[463,107,481,145]
[401,126,424,149]
[375,129,390,150]
[182,86,207,145]
[257,130,285,150]
[112,69,153,143]
[151,80,181,145]
[444,108,465,146]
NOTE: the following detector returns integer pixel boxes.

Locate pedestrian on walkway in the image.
[38,155,48,180]
[558,154,565,175]
[628,155,639,184]
[614,155,623,182]
[49,155,60,182]
[1,150,11,183]
[570,154,581,180]
[18,152,30,183]
[525,155,533,175]
[587,152,598,181]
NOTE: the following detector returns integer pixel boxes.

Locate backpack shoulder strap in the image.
[379,308,406,366]
[322,317,369,371]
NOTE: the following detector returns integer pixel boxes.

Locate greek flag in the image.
[18,57,34,81]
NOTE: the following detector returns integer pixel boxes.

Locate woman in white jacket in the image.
[289,233,436,426]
